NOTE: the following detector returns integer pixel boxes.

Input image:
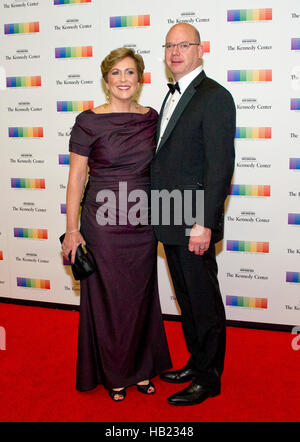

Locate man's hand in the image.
[188,225,211,255]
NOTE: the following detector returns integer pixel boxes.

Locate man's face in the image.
[164,25,203,81]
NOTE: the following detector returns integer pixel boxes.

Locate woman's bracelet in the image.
[66,229,78,234]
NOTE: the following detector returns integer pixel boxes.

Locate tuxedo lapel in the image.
[156,70,206,154]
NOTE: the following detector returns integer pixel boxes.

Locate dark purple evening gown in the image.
[69,108,172,391]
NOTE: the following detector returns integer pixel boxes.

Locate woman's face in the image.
[106,57,140,103]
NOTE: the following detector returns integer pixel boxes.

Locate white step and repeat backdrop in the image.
[0,0,299,328]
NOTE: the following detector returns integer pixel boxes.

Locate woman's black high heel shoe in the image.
[136,381,155,395]
[109,388,127,401]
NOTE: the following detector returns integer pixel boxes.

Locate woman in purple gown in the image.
[61,48,171,401]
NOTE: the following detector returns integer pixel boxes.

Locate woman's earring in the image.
[105,90,110,103]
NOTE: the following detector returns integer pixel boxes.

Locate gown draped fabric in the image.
[69,108,171,390]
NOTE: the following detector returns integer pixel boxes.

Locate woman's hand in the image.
[61,231,86,264]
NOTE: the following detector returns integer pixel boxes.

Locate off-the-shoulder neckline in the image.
[86,107,154,116]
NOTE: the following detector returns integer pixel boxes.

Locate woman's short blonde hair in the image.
[101,48,145,83]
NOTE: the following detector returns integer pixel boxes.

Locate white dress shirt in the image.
[157,65,203,149]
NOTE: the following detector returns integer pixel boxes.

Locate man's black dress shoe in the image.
[167,382,220,406]
[160,366,195,384]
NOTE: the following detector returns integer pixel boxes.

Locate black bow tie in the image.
[167,82,181,94]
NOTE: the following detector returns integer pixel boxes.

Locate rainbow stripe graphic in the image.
[0,251,3,260]
[289,158,300,170]
[54,0,91,4]
[291,38,300,50]
[227,8,272,22]
[201,41,210,53]
[6,76,41,88]
[141,73,151,84]
[110,15,150,28]
[230,184,270,197]
[55,46,93,58]
[288,213,300,225]
[4,22,39,34]
[291,99,300,110]
[11,178,45,189]
[227,240,269,253]
[59,154,70,165]
[9,127,43,138]
[17,277,50,290]
[226,295,268,309]
[61,203,67,214]
[236,127,271,139]
[286,272,300,283]
[228,70,272,82]
[14,228,48,239]
[57,101,94,112]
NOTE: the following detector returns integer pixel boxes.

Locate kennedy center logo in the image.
[54,0,91,4]
[227,8,272,22]
[226,296,268,309]
[235,127,271,139]
[17,277,50,289]
[4,22,39,34]
[57,101,93,111]
[286,272,300,283]
[227,241,269,253]
[9,127,43,138]
[6,76,41,87]
[11,178,45,189]
[55,46,93,58]
[229,185,271,197]
[110,15,150,28]
[228,70,272,82]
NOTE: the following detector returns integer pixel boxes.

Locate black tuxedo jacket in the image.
[150,70,236,245]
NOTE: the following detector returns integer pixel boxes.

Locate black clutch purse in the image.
[59,233,96,281]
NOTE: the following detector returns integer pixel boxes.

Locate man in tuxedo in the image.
[151,23,236,406]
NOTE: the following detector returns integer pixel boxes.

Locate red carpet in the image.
[0,303,299,422]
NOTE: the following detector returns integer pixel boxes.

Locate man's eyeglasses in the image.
[162,42,201,51]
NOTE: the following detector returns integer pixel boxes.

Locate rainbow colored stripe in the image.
[227,240,269,253]
[55,46,92,58]
[201,41,210,53]
[110,15,150,28]
[288,213,300,225]
[227,8,272,22]
[17,277,50,289]
[230,184,270,197]
[0,251,3,260]
[6,76,41,88]
[59,154,70,165]
[141,73,151,84]
[14,228,48,239]
[4,22,39,34]
[289,158,300,169]
[286,272,300,283]
[11,178,45,189]
[291,99,300,110]
[291,38,300,50]
[228,70,272,82]
[226,295,268,309]
[57,101,94,112]
[9,127,43,138]
[54,0,91,4]
[236,127,271,139]
[61,204,67,214]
